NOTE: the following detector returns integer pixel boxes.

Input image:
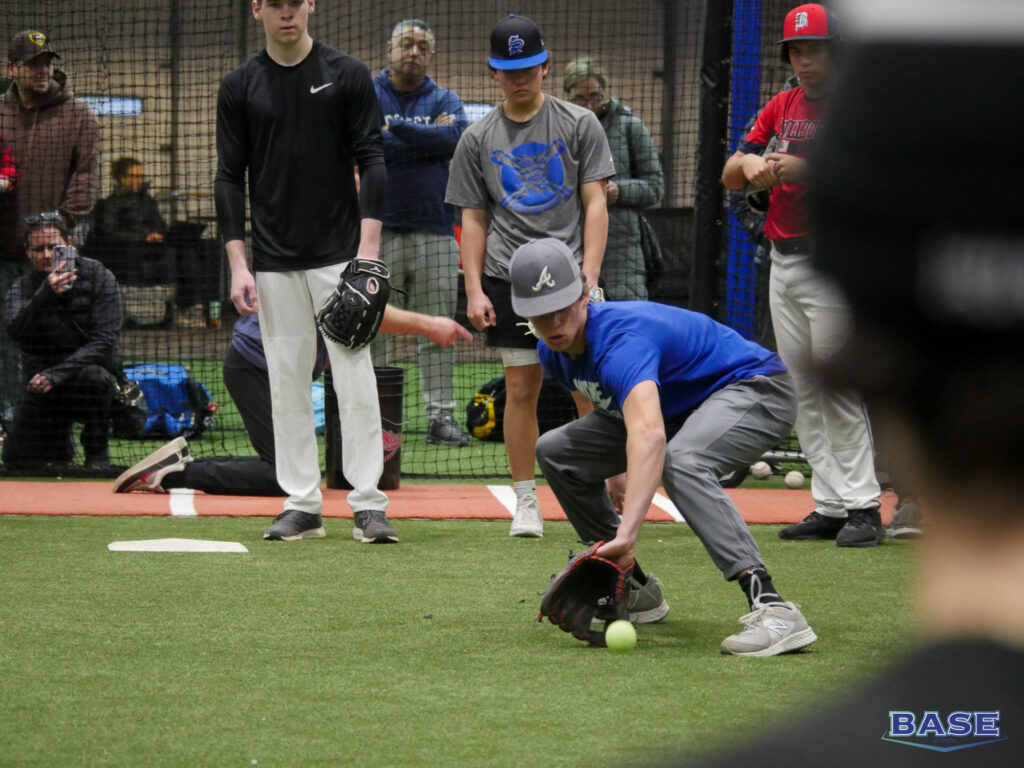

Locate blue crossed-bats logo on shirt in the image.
[491,140,572,213]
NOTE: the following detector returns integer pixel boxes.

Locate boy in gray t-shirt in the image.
[445,14,614,538]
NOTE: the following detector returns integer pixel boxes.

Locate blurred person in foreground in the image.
[657,1,1024,765]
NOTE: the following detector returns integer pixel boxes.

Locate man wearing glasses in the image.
[2,212,122,471]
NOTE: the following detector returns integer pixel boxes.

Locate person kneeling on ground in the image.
[112,305,471,543]
[511,237,816,656]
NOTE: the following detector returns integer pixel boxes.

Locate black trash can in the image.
[324,366,404,490]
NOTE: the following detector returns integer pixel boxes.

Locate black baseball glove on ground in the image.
[316,258,392,349]
[537,542,630,646]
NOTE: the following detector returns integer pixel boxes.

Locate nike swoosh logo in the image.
[310,82,333,94]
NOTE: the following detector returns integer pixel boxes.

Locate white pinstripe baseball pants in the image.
[768,248,880,516]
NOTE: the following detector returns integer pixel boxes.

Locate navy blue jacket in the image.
[373,71,467,234]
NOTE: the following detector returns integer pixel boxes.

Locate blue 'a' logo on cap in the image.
[508,34,524,56]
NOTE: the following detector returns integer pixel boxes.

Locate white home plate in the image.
[108,538,248,553]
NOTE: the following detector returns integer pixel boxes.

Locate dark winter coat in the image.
[89,187,166,245]
[598,98,664,299]
[2,256,122,386]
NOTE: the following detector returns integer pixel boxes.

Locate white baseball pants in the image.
[768,249,880,516]
[257,265,388,516]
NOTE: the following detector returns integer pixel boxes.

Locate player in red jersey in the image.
[722,4,882,548]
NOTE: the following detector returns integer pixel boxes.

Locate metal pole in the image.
[168,0,181,223]
[690,0,733,317]
[659,0,679,207]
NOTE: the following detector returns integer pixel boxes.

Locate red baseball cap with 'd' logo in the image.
[777,4,841,44]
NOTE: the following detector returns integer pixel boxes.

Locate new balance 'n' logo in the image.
[532,267,556,292]
[310,82,333,94]
[764,618,790,637]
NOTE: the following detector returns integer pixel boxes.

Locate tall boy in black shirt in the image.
[215,0,396,543]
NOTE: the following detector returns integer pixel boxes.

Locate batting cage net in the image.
[0,0,803,481]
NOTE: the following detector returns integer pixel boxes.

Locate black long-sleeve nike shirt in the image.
[215,42,386,272]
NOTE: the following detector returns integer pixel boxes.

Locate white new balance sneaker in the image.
[720,598,817,657]
[510,492,543,538]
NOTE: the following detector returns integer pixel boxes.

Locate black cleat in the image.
[836,508,884,548]
[778,510,846,540]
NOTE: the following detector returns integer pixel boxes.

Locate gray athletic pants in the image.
[371,229,460,419]
[535,373,796,580]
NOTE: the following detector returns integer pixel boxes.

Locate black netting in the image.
[1,1,803,480]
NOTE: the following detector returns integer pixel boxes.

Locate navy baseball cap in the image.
[777,4,841,44]
[489,14,548,70]
[509,239,582,317]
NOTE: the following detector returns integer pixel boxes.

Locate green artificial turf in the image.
[0,515,917,767]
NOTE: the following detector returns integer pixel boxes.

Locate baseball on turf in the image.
[605,620,637,654]
[784,470,805,489]
[750,461,772,480]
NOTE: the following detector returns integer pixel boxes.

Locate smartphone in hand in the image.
[52,244,78,274]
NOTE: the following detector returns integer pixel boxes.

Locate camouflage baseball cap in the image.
[9,31,60,64]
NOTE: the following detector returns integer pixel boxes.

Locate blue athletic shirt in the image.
[538,302,786,420]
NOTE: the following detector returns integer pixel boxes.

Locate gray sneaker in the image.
[510,492,543,538]
[886,496,923,539]
[627,574,670,624]
[427,413,470,447]
[720,598,817,657]
[263,510,326,541]
[353,510,399,543]
[112,437,193,493]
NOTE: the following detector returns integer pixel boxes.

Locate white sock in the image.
[514,480,536,499]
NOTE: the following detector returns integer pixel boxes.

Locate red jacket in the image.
[1,135,18,188]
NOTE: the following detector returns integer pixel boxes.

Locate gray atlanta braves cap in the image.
[509,238,582,318]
